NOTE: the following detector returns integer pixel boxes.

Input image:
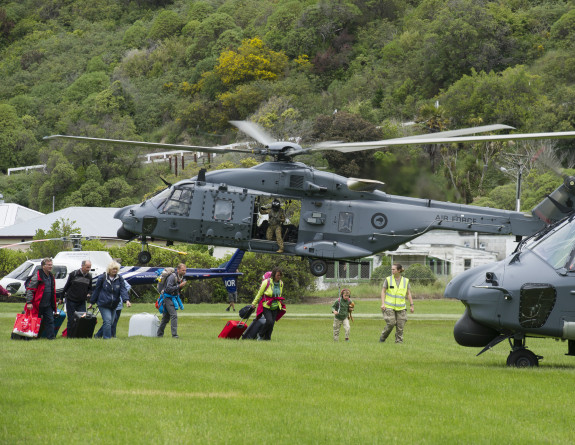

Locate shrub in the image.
[404,263,436,285]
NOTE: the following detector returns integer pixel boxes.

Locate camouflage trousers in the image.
[333,317,350,341]
[380,308,407,343]
[266,224,284,250]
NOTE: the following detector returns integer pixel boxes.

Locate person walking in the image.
[25,258,57,339]
[225,272,238,312]
[379,264,414,344]
[89,261,131,339]
[251,267,286,340]
[332,288,353,341]
[157,263,186,338]
[62,260,92,338]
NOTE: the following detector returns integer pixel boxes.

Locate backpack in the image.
[262,271,272,292]
[157,268,175,294]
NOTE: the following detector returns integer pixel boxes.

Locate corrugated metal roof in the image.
[0,207,121,238]
[0,204,44,229]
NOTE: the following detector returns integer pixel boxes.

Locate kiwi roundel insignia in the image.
[371,213,388,229]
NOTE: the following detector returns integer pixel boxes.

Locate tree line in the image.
[0,0,574,213]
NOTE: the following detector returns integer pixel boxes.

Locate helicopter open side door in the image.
[196,182,255,242]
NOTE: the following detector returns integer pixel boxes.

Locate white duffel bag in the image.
[128,313,160,337]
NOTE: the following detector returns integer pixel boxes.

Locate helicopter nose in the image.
[117,226,136,240]
[454,308,499,347]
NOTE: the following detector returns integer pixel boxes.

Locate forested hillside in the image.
[1,0,575,212]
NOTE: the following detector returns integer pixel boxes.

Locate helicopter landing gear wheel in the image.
[309,259,328,277]
[138,250,152,264]
[506,349,540,367]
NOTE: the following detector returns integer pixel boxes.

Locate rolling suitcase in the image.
[242,317,266,340]
[218,320,248,339]
[40,304,66,338]
[71,309,98,338]
[128,313,160,337]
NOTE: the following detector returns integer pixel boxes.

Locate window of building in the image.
[464,259,471,270]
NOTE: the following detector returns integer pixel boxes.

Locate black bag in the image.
[238,305,254,319]
[70,309,98,338]
[242,317,266,340]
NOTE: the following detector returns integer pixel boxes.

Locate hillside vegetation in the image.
[1,0,575,212]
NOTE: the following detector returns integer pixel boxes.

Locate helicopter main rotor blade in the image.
[230,120,276,146]
[44,135,256,155]
[396,124,515,140]
[326,131,575,153]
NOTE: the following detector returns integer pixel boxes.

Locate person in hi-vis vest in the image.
[379,264,414,343]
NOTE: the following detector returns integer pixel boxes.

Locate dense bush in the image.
[404,264,437,286]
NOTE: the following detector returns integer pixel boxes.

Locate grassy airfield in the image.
[1,300,575,444]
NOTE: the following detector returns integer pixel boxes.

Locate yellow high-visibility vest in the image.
[384,276,409,311]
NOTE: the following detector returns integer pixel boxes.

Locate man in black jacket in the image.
[62,260,92,338]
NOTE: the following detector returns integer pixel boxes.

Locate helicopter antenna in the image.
[160,176,172,187]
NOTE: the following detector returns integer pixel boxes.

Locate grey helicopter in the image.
[45,121,575,277]
[445,173,575,367]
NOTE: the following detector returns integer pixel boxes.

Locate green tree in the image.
[29,219,81,259]
[148,10,184,41]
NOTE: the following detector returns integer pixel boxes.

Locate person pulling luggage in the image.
[62,260,92,338]
[89,261,131,340]
[250,267,286,341]
[25,258,57,340]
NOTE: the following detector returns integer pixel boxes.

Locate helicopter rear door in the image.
[198,185,255,242]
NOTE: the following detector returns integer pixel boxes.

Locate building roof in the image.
[0,207,121,239]
[0,203,44,229]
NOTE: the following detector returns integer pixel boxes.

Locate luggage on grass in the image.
[218,320,248,339]
[242,317,266,340]
[70,309,98,338]
[40,304,66,338]
[11,309,41,339]
[128,313,160,337]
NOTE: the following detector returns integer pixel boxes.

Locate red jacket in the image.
[25,270,57,316]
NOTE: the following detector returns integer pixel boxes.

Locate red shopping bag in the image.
[12,310,42,338]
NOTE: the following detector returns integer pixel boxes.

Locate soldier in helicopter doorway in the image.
[260,199,286,253]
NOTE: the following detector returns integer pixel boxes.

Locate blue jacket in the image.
[90,273,129,309]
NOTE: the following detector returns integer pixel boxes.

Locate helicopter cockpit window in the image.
[530,218,575,269]
[5,262,34,280]
[338,212,353,233]
[161,187,193,216]
[150,188,173,209]
[214,199,233,221]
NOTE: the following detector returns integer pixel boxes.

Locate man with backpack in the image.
[62,260,92,338]
[157,263,187,338]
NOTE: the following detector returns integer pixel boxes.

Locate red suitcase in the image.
[218,320,248,339]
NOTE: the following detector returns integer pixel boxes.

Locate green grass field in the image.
[2,301,575,444]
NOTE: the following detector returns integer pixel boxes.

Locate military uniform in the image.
[380,275,410,343]
[260,201,286,252]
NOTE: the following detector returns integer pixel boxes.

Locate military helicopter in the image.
[444,169,575,367]
[45,122,575,276]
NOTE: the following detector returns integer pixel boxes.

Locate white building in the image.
[0,206,124,249]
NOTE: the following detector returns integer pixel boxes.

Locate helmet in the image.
[271,199,281,210]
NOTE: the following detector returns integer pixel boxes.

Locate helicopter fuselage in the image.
[114,162,546,263]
